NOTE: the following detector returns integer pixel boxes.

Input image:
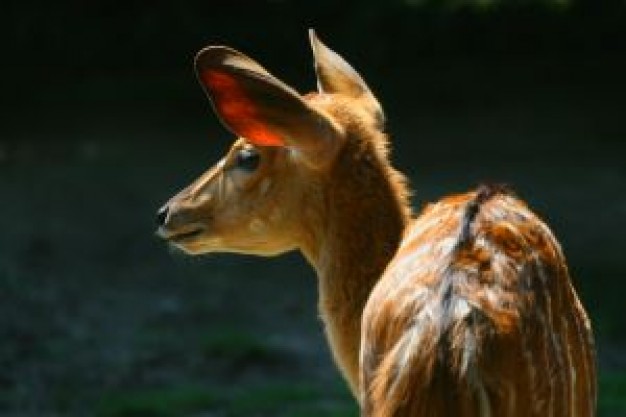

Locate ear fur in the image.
[195,46,342,161]
[309,29,385,129]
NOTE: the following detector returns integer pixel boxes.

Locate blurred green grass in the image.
[93,370,626,417]
[599,372,626,417]
[97,385,219,417]
[96,380,357,417]
[201,328,280,362]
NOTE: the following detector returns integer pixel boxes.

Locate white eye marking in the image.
[249,218,266,233]
[259,178,272,196]
[270,208,283,223]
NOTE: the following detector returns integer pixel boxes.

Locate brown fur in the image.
[361,191,597,417]
[157,31,597,416]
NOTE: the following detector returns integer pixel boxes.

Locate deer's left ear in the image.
[309,29,385,129]
[195,45,344,167]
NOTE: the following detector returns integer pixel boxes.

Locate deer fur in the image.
[157,30,596,416]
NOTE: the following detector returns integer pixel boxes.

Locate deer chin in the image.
[191,236,296,257]
[158,223,289,256]
[156,225,210,254]
[168,234,226,255]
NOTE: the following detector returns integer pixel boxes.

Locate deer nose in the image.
[156,205,169,226]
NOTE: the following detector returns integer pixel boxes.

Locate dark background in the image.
[1,1,625,415]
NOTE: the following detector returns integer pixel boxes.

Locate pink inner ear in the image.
[200,70,285,146]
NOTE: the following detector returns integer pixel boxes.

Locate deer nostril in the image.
[156,205,169,226]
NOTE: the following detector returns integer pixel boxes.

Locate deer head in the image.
[156,30,385,257]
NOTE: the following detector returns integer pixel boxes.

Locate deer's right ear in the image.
[195,46,343,166]
[309,30,384,130]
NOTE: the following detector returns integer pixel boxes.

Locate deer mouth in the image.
[158,226,205,243]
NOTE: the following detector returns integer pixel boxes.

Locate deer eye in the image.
[235,148,260,172]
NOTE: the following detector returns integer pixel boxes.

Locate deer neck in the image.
[298,139,411,395]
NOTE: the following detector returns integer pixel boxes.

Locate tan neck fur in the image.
[298,124,411,396]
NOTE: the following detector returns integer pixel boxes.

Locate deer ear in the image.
[195,46,342,159]
[309,29,384,129]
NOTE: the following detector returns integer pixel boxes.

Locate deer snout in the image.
[155,197,210,243]
[156,205,169,227]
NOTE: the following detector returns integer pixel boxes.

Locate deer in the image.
[156,30,597,417]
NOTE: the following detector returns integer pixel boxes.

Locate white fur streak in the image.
[466,344,492,417]
[567,284,593,417]
[536,308,554,417]
[561,317,577,417]
[387,301,436,397]
[535,259,565,416]
[476,378,492,417]
[521,321,539,415]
